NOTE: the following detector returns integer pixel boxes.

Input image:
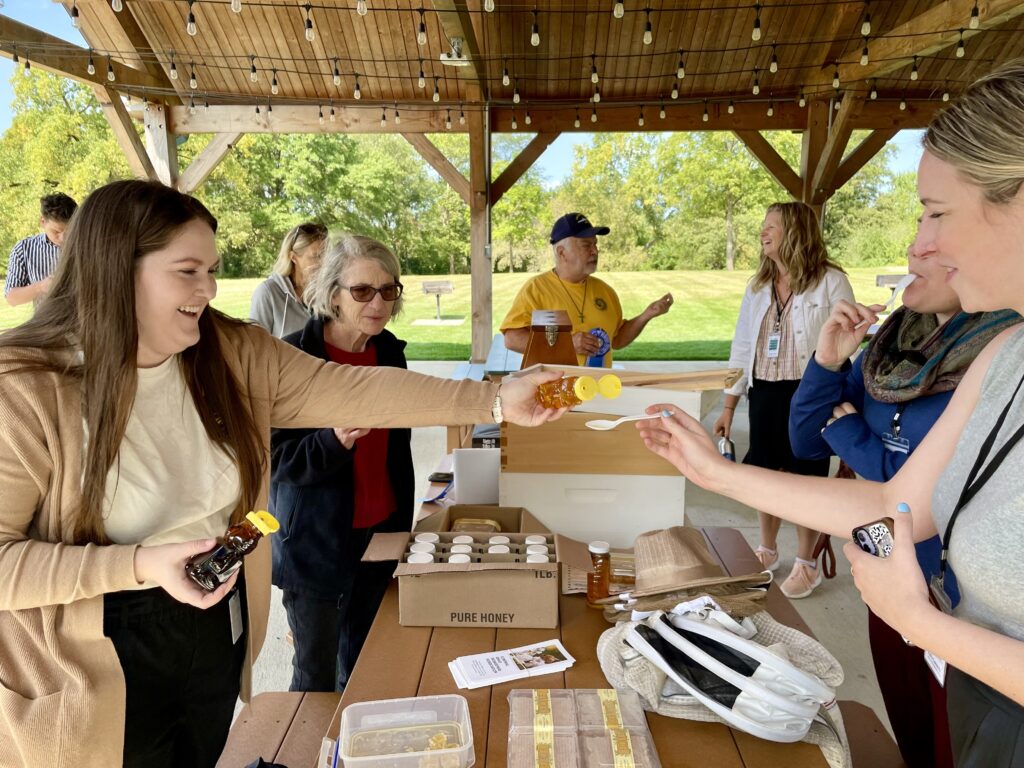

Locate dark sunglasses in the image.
[340,282,404,302]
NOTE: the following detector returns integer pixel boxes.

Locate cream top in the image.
[102,355,241,547]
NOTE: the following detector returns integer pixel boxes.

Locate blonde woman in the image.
[249,222,327,338]
[715,201,853,599]
[639,60,1024,767]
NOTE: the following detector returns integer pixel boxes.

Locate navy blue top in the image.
[789,354,960,604]
[269,317,414,599]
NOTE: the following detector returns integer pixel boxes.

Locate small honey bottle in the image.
[185,510,280,592]
[586,540,612,608]
[535,375,598,408]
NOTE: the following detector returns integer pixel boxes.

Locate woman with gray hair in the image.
[249,222,328,337]
[268,234,411,693]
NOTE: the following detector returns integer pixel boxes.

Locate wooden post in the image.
[800,99,830,216]
[92,85,157,181]
[176,133,242,194]
[144,102,178,188]
[468,107,491,363]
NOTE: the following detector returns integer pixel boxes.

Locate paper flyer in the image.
[449,639,576,690]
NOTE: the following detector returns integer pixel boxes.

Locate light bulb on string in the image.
[956,30,965,58]
[659,102,666,119]
[189,94,196,114]
[970,1,979,29]
[752,69,760,95]
[484,0,495,11]
[942,88,950,102]
[677,50,685,79]
[637,107,644,127]
[87,51,95,76]
[511,112,517,130]
[417,9,427,46]
[525,111,531,125]
[304,4,315,42]
[357,0,368,15]
[111,0,123,12]
[381,108,387,127]
[107,56,115,82]
[751,3,761,41]
[798,89,806,107]
[250,56,258,83]
[591,107,598,123]
[353,75,361,99]
[870,82,877,100]
[860,40,869,66]
[767,99,773,117]
[189,64,197,90]
[899,98,907,111]
[231,0,241,11]
[445,109,452,130]
[530,10,540,46]
[574,108,580,128]
[727,100,735,114]
[418,60,426,89]
[271,70,279,95]
[319,105,325,125]
[910,56,918,80]
[267,98,272,113]
[702,100,709,122]
[671,83,679,100]
[643,10,652,45]
[433,77,440,102]
[502,63,510,87]
[186,0,197,36]
[330,103,336,121]
[833,96,841,110]
[832,65,840,89]
[334,60,341,87]
[459,106,465,125]
[770,44,778,74]
[861,3,871,36]
[170,57,178,80]
[513,84,520,104]
[10,48,16,65]
[593,86,601,103]
[71,2,80,28]
[613,1,624,19]
[22,60,30,77]
[591,55,599,84]
[255,104,260,115]
[394,107,400,125]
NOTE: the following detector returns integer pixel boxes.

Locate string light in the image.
[752,68,760,95]
[513,83,520,103]
[250,55,258,83]
[22,60,30,77]
[418,60,426,88]
[459,105,465,125]
[769,44,778,74]
[111,0,123,11]
[727,100,735,114]
[942,88,950,102]
[445,109,452,129]
[767,98,773,117]
[87,50,95,76]
[334,60,342,87]
[186,0,197,36]
[591,54,599,84]
[970,1,980,29]
[525,111,532,125]
[394,106,400,125]
[353,74,361,99]
[255,103,260,115]
[591,106,598,122]
[869,81,877,100]
[530,10,540,47]
[899,97,907,111]
[484,0,495,11]
[832,64,840,89]
[107,55,115,82]
[417,8,427,46]
[10,48,16,65]
[860,38,869,66]
[231,0,242,11]
[702,99,709,122]
[330,102,336,121]
[861,2,871,36]
[189,62,197,89]
[834,96,841,110]
[381,107,387,127]
[751,3,762,41]
[319,105,324,124]
[671,83,679,100]
[798,88,806,107]
[511,112,517,130]
[357,0,368,15]
[613,0,624,19]
[574,108,581,128]
[304,3,315,42]
[677,50,685,79]
[659,101,666,119]
[271,69,279,95]
[71,1,80,28]
[910,56,919,80]
[638,107,644,126]
[593,85,601,103]
[643,9,652,45]
[267,98,272,113]
[189,94,196,114]
[433,77,440,102]
[169,56,178,80]
[956,29,965,58]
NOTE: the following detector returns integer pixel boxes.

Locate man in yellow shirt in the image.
[500,213,674,366]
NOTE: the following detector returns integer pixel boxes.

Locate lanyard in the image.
[770,282,792,332]
[938,369,1024,587]
[890,403,907,439]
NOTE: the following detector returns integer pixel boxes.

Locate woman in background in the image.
[249,222,327,338]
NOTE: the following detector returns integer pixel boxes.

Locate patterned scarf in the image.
[862,308,1021,404]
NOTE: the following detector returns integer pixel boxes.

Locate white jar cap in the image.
[452,535,475,545]
[526,544,549,555]
[487,544,511,554]
[526,554,550,563]
[414,532,440,544]
[450,544,473,554]
[489,535,510,545]
[588,540,611,554]
[524,535,548,545]
[407,553,434,564]
[447,554,471,564]
[409,542,435,554]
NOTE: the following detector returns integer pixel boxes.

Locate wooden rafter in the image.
[467,108,490,363]
[402,134,471,204]
[800,99,830,202]
[806,0,1024,88]
[0,15,168,94]
[143,103,178,187]
[734,130,803,200]
[831,129,901,192]
[810,95,862,202]
[177,133,243,194]
[92,85,157,181]
[491,132,560,204]
[430,0,487,97]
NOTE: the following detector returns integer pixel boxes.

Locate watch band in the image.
[491,387,504,424]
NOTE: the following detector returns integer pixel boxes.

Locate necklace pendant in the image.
[578,312,584,323]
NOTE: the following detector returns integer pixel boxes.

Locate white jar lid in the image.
[449,544,473,554]
[447,554,471,564]
[452,535,475,545]
[526,544,549,555]
[487,544,511,554]
[414,532,440,544]
[407,553,434,564]
[588,540,611,554]
[409,542,435,554]
[489,535,510,545]
[526,554,550,563]
[524,535,548,545]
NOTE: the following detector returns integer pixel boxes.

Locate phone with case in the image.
[852,517,895,558]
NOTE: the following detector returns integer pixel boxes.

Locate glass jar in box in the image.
[339,694,474,768]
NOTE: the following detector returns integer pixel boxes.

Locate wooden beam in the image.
[734,131,803,201]
[0,15,168,94]
[806,0,1024,88]
[403,134,471,205]
[169,105,452,134]
[800,99,830,202]
[176,133,243,194]
[430,0,488,97]
[468,108,491,363]
[491,132,560,204]
[830,129,900,193]
[810,95,863,203]
[144,103,179,187]
[92,85,157,181]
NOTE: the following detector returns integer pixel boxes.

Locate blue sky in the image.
[0,1,924,183]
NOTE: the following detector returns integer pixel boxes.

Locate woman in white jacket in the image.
[715,201,854,598]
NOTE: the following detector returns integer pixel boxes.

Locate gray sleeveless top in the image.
[933,325,1024,641]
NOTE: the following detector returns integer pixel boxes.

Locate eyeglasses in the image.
[340,282,404,302]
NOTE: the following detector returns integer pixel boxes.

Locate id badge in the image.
[929,575,954,615]
[766,333,781,359]
[923,650,948,687]
[881,432,910,454]
[229,591,243,645]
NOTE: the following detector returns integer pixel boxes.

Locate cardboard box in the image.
[413,505,547,535]
[363,511,592,628]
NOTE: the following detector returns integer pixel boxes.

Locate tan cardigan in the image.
[0,320,497,767]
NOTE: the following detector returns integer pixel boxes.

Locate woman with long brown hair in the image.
[0,180,563,768]
[715,201,853,599]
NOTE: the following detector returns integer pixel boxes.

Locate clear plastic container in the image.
[579,728,661,768]
[339,694,474,768]
[574,689,648,731]
[507,731,579,768]
[507,689,577,732]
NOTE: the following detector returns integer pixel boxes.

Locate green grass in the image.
[0,267,905,360]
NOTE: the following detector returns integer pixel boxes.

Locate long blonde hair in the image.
[0,181,264,544]
[272,222,328,279]
[925,59,1024,204]
[750,201,845,295]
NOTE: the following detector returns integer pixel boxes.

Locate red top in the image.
[324,340,395,529]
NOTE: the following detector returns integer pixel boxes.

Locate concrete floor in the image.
[247,360,889,736]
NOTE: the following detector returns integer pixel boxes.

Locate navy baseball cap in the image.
[549,212,610,244]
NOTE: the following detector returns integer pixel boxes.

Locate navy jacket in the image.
[789,354,959,603]
[269,317,414,598]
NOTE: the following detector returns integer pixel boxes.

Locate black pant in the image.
[947,667,1024,767]
[282,557,393,693]
[103,583,247,768]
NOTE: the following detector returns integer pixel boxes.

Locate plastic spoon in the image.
[853,273,917,329]
[585,409,673,431]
